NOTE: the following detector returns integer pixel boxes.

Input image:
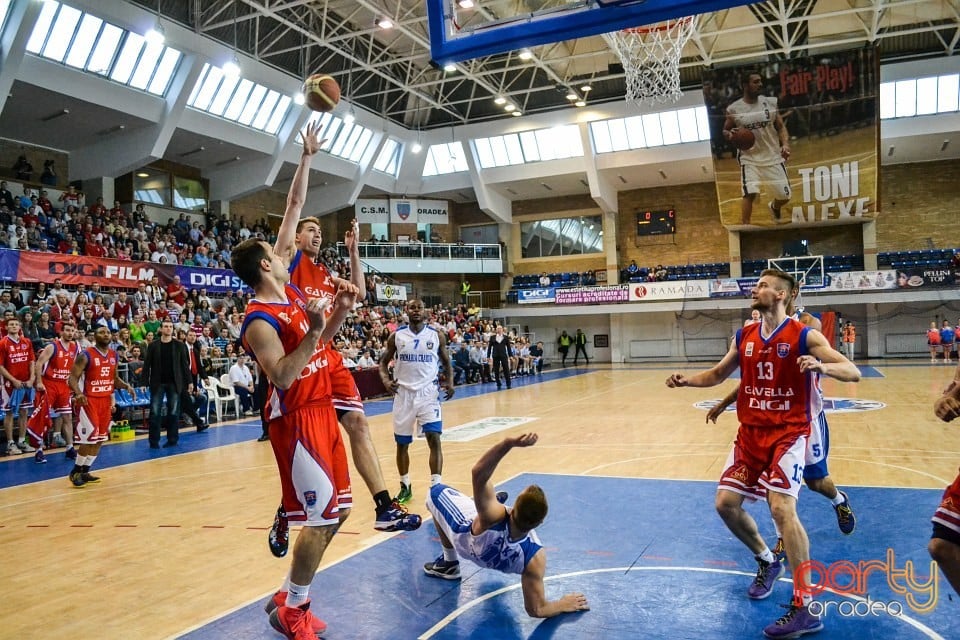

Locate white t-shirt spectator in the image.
[229,361,254,388]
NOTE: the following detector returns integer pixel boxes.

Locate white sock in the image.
[830,491,845,506]
[400,474,410,487]
[430,474,442,486]
[442,546,458,562]
[285,581,310,608]
[86,455,97,468]
[758,548,775,563]
[75,455,89,466]
[281,572,292,593]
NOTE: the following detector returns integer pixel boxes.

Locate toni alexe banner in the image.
[702,47,878,229]
[11,250,249,294]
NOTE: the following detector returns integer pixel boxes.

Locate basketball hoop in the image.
[603,16,697,106]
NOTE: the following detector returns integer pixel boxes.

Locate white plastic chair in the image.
[203,376,238,422]
[218,374,243,418]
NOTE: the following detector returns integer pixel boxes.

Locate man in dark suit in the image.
[141,320,191,448]
[179,330,208,432]
[486,325,512,390]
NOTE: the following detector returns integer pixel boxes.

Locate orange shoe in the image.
[265,593,327,636]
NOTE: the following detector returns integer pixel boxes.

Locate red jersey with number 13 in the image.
[735,318,812,430]
[241,284,331,421]
[82,347,118,397]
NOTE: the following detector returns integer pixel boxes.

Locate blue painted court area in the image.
[0,366,590,490]
[181,475,957,640]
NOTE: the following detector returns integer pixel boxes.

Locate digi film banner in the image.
[702,47,878,229]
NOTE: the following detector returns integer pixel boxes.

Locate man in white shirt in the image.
[228,354,256,415]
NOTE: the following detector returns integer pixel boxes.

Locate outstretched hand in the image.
[665,373,688,388]
[706,402,726,424]
[559,592,590,613]
[507,433,538,448]
[299,121,324,157]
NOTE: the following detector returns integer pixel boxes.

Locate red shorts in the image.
[327,349,364,414]
[269,404,351,526]
[43,379,72,416]
[719,423,809,500]
[932,469,960,537]
[75,396,112,445]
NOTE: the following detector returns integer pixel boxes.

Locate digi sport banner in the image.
[702,47,879,229]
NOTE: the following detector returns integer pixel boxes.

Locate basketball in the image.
[302,74,340,112]
[729,127,756,151]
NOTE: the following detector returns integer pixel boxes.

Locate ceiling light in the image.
[519,48,533,60]
[443,62,457,73]
[566,91,578,101]
[411,142,422,154]
[144,22,165,46]
[343,110,355,125]
[512,111,521,117]
[494,96,506,105]
[377,17,394,29]
[504,103,515,112]
[580,84,592,92]
[575,100,586,107]
[221,56,240,78]
[293,92,305,105]
[136,172,150,178]
[457,0,474,7]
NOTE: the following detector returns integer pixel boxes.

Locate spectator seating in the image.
[877,248,958,269]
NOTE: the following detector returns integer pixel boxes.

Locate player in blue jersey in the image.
[424,432,590,618]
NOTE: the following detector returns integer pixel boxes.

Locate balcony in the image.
[337,242,503,274]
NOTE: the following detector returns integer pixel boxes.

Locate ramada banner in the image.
[10,250,249,294]
[702,47,878,230]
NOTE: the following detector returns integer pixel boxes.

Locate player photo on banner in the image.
[702,47,879,229]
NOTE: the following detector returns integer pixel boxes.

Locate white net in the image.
[603,17,697,106]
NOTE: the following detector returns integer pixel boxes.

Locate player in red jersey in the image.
[930,359,960,597]
[0,317,37,455]
[67,326,133,488]
[264,122,419,558]
[667,269,860,639]
[233,237,365,639]
[33,321,80,462]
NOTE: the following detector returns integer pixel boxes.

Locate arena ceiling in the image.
[126,0,960,130]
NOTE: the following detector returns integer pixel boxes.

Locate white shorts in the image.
[392,386,441,444]
[803,412,829,479]
[740,162,792,200]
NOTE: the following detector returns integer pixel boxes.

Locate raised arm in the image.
[274,122,322,260]
[472,433,538,528]
[520,551,589,618]
[319,282,357,344]
[801,329,860,382]
[343,218,365,293]
[245,299,327,390]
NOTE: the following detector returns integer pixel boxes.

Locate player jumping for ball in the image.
[724,71,792,226]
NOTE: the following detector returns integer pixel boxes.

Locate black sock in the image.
[374,490,392,514]
[81,465,90,473]
[71,464,81,475]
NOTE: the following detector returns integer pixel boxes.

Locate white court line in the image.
[829,456,953,486]
[417,567,945,640]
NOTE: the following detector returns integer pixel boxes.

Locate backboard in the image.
[426,0,756,66]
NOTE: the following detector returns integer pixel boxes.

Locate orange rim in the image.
[621,16,693,35]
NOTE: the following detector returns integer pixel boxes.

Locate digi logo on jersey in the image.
[298,354,328,381]
[748,397,791,411]
[90,384,113,394]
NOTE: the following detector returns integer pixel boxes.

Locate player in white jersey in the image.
[724,71,792,225]
[379,299,454,505]
[707,301,857,551]
[424,432,590,618]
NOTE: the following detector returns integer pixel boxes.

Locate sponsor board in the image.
[894,267,960,289]
[518,288,555,304]
[442,417,537,442]
[355,198,390,224]
[694,397,885,414]
[628,280,709,302]
[822,270,897,292]
[709,278,757,298]
[555,285,629,305]
[376,282,408,301]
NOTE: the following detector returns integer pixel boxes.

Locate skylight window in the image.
[422,142,468,176]
[187,64,292,135]
[373,139,402,176]
[474,125,583,168]
[591,106,710,153]
[300,111,377,164]
[26,1,181,96]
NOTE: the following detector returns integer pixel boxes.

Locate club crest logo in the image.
[777,343,791,358]
[303,490,317,507]
[396,201,411,220]
[426,341,434,350]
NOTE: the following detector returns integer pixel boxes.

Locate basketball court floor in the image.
[1,361,958,639]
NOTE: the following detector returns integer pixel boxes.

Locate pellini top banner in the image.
[6,249,249,294]
[355,198,449,225]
